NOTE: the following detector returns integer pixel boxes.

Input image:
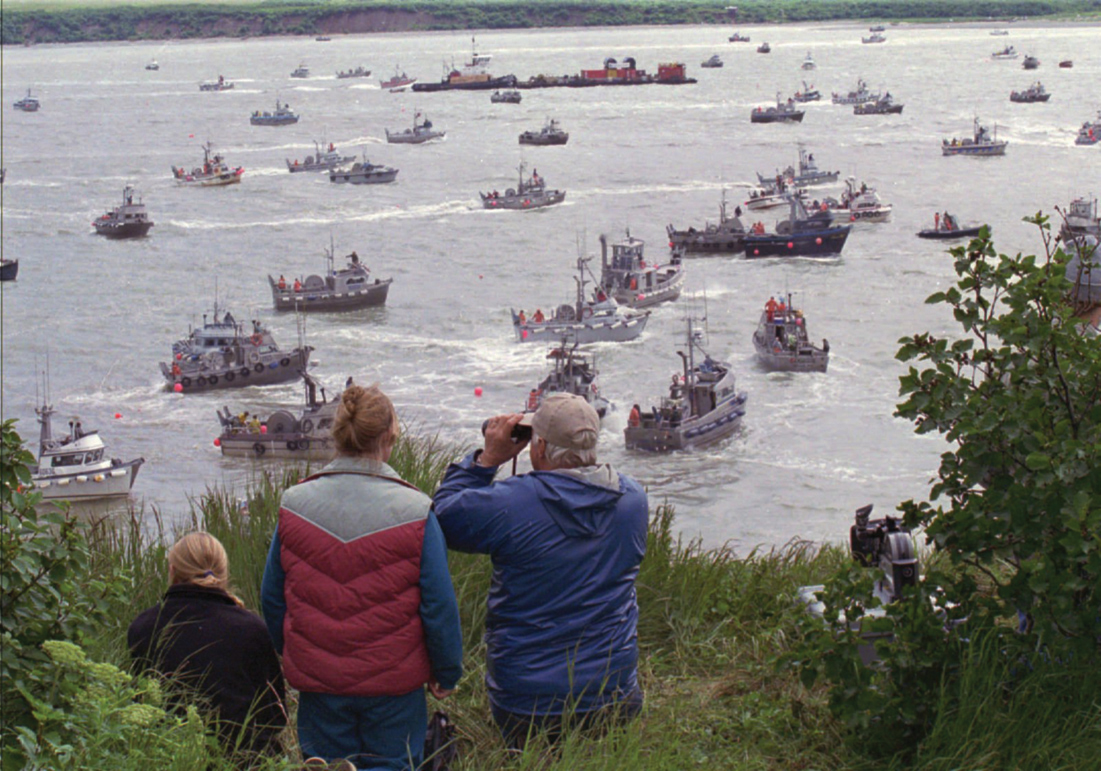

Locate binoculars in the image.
[481,419,533,443]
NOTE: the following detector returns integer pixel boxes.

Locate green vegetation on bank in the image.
[2,0,1099,45]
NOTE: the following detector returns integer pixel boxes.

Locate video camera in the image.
[480,419,532,444]
[849,504,919,603]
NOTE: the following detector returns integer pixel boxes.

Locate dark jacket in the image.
[432,453,648,716]
[128,583,286,755]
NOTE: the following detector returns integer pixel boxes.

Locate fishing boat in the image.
[1075,112,1101,146]
[1059,60,1073,69]
[729,32,751,43]
[1061,196,1100,239]
[793,82,821,102]
[598,232,684,309]
[13,88,40,111]
[381,65,417,91]
[624,316,747,452]
[667,191,747,253]
[991,45,1018,60]
[1022,54,1040,70]
[413,37,517,92]
[941,117,1008,156]
[171,141,244,186]
[199,75,234,91]
[491,89,522,104]
[752,293,829,373]
[336,66,371,79]
[990,29,1009,36]
[216,372,339,460]
[757,42,771,54]
[743,195,852,258]
[329,155,399,185]
[145,59,159,71]
[0,259,19,282]
[862,33,886,44]
[802,51,816,70]
[869,25,886,32]
[30,400,144,501]
[250,99,299,126]
[290,63,310,78]
[286,141,356,173]
[268,239,392,312]
[751,93,805,123]
[92,185,154,238]
[822,177,892,223]
[853,92,903,114]
[758,147,839,187]
[519,118,569,146]
[832,78,878,105]
[480,164,565,210]
[160,306,311,393]
[701,54,724,68]
[523,344,611,419]
[511,257,649,344]
[1009,81,1050,103]
[745,183,806,211]
[916,212,988,239]
[385,111,445,144]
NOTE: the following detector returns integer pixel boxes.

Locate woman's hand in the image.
[428,681,455,700]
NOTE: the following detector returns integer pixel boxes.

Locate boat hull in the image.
[752,335,829,372]
[32,459,143,501]
[613,269,685,309]
[94,222,154,239]
[271,279,391,312]
[172,168,244,186]
[386,130,445,144]
[744,226,851,258]
[1,259,20,281]
[482,191,566,210]
[251,116,299,126]
[514,313,648,344]
[916,226,987,240]
[941,142,1008,156]
[519,134,569,146]
[414,75,518,92]
[161,349,310,392]
[667,227,745,253]
[1009,94,1051,103]
[625,394,747,452]
[329,169,399,184]
[854,104,904,114]
[219,433,335,461]
[751,111,804,123]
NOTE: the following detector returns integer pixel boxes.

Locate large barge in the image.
[516,57,695,88]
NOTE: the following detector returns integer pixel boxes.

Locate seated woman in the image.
[128,532,286,758]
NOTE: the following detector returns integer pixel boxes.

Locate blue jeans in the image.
[297,689,426,771]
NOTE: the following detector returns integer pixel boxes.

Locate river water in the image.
[1,22,1098,549]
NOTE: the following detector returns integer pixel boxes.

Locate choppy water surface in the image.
[2,22,1099,549]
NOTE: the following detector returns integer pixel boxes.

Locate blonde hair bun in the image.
[332,383,399,457]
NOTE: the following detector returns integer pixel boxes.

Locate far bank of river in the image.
[3,0,1100,46]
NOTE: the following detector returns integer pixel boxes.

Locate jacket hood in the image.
[528,464,625,538]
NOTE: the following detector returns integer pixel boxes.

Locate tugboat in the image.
[30,401,144,501]
[729,32,751,43]
[336,66,371,79]
[268,239,392,312]
[385,111,446,144]
[286,140,357,172]
[13,88,40,111]
[831,78,879,105]
[199,75,234,91]
[991,45,1018,60]
[1,259,20,282]
[1022,54,1040,70]
[491,89,522,104]
[511,257,649,344]
[667,191,747,253]
[752,293,829,373]
[598,232,684,309]
[793,81,821,102]
[1009,81,1050,103]
[171,141,245,186]
[519,118,569,146]
[758,147,839,187]
[744,195,852,258]
[480,164,565,210]
[380,65,417,91]
[822,177,892,223]
[862,33,886,44]
[802,51,816,70]
[750,93,805,123]
[290,63,310,78]
[853,92,903,114]
[216,372,339,461]
[250,99,299,126]
[160,307,311,393]
[701,54,724,68]
[942,117,1008,156]
[624,316,747,452]
[92,185,154,238]
[757,42,771,54]
[916,212,988,239]
[523,344,611,419]
[413,37,517,92]
[1075,112,1101,146]
[329,154,399,185]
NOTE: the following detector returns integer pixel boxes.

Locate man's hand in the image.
[478,414,529,467]
[428,681,455,700]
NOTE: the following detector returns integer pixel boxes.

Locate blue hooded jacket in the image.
[432,452,648,716]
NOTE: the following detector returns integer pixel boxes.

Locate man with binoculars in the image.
[432,393,649,747]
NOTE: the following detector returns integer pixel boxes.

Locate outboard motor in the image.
[849,504,919,602]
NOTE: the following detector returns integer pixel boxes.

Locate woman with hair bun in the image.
[128,531,287,757]
[261,384,462,770]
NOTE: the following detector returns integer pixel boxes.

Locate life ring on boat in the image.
[280,358,290,367]
[253,442,266,456]
[254,364,265,374]
[181,376,192,388]
[248,352,261,364]
[197,376,208,386]
[301,418,314,434]
[298,439,311,451]
[251,334,263,346]
[224,371,235,382]
[208,375,219,386]
[581,307,594,320]
[286,440,299,451]
[240,368,250,378]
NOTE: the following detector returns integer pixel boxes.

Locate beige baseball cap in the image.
[519,393,599,450]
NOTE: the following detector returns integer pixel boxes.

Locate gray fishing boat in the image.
[667,191,747,254]
[1009,81,1050,103]
[30,400,143,501]
[171,141,244,187]
[942,117,1007,157]
[286,141,356,173]
[216,372,339,460]
[831,78,879,105]
[854,92,904,114]
[14,88,40,111]
[0,259,18,282]
[511,256,649,344]
[481,164,566,210]
[250,99,299,126]
[752,293,829,372]
[522,343,611,419]
[599,231,684,308]
[329,154,399,184]
[701,54,724,68]
[758,147,840,187]
[336,66,371,79]
[268,239,392,312]
[491,89,522,103]
[160,306,311,393]
[92,185,154,238]
[1075,112,1101,145]
[199,75,234,91]
[290,63,310,78]
[624,316,747,452]
[519,118,569,146]
[750,93,805,123]
[1061,195,1100,240]
[385,111,445,144]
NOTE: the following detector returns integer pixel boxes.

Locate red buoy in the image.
[213,438,221,447]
